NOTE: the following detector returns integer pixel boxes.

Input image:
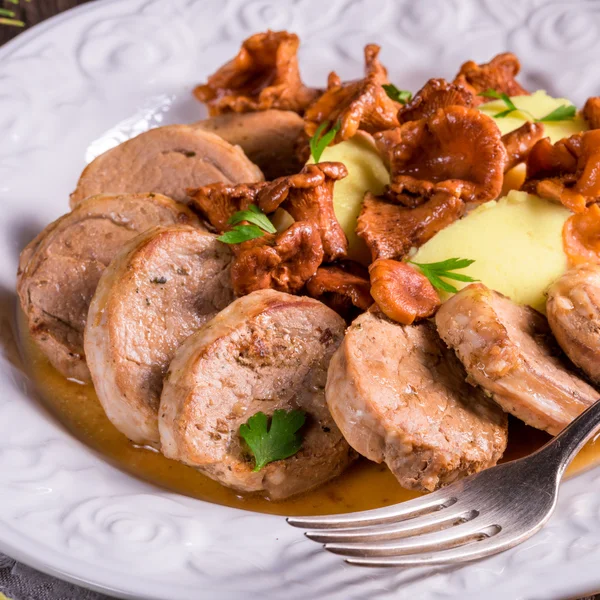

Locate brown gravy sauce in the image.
[20,324,600,517]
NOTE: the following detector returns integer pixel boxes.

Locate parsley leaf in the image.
[537,104,577,122]
[217,224,266,244]
[480,89,576,123]
[310,120,341,163]
[493,108,517,119]
[479,89,503,100]
[239,409,307,471]
[409,257,479,294]
[382,84,413,105]
[479,89,519,118]
[227,204,276,234]
[218,205,275,244]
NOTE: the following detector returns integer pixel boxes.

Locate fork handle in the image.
[540,398,600,480]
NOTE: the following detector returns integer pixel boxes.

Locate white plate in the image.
[1,0,600,598]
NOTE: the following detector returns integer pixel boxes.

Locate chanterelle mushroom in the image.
[373,127,403,169]
[522,130,600,213]
[194,31,319,116]
[502,122,545,172]
[187,182,266,232]
[303,44,400,142]
[230,221,324,296]
[356,191,465,262]
[398,78,474,124]
[188,162,349,262]
[274,163,348,261]
[306,263,373,320]
[583,97,600,130]
[453,52,529,105]
[369,259,440,325]
[388,106,507,206]
[563,204,600,265]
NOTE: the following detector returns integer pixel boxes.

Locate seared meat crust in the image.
[85,225,234,446]
[436,284,598,435]
[70,125,263,207]
[159,290,354,499]
[326,309,508,492]
[17,193,199,381]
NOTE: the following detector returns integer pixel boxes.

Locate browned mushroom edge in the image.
[502,122,545,172]
[303,44,400,143]
[522,130,600,213]
[583,96,600,130]
[356,191,465,262]
[188,162,348,262]
[453,52,529,106]
[305,263,373,321]
[369,259,440,325]
[398,78,474,124]
[387,106,507,206]
[194,30,320,116]
[230,221,324,296]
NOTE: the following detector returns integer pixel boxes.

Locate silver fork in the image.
[287,398,600,567]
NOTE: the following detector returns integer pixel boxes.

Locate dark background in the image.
[0,2,599,599]
[0,0,93,45]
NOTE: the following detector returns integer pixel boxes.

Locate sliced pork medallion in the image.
[70,125,263,207]
[547,264,600,385]
[17,193,198,381]
[195,110,305,179]
[159,289,354,500]
[85,225,235,447]
[325,309,508,492]
[436,283,599,436]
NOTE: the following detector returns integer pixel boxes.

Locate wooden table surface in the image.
[1,2,600,599]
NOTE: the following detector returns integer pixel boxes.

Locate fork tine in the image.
[343,527,535,567]
[324,519,496,557]
[305,506,475,543]
[287,490,455,529]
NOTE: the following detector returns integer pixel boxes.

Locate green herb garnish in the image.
[479,89,576,123]
[227,204,276,234]
[239,409,306,471]
[217,205,275,244]
[537,104,577,122]
[409,257,479,294]
[309,120,340,163]
[383,84,413,105]
[0,9,16,17]
[217,224,266,244]
[0,17,24,26]
[479,89,519,118]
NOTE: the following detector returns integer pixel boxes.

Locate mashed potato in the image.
[412,191,571,312]
[479,90,587,142]
[479,91,588,194]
